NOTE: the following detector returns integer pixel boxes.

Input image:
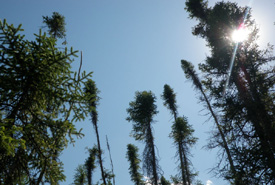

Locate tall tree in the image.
[184,0,275,183]
[0,19,92,184]
[162,84,197,185]
[126,144,144,185]
[126,91,160,185]
[84,80,107,185]
[181,60,237,184]
[43,12,66,39]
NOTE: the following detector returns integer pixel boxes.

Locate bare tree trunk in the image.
[95,124,107,185]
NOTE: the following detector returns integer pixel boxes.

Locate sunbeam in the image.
[223,0,254,97]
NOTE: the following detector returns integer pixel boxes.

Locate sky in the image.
[1,0,274,184]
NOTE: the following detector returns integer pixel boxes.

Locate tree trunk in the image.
[183,151,190,185]
[148,123,158,185]
[178,142,187,185]
[95,124,107,185]
[199,86,240,184]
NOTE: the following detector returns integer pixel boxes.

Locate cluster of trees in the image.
[125,86,198,185]
[0,0,274,184]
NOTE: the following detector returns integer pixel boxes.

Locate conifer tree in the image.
[126,144,144,185]
[85,146,98,185]
[43,12,66,39]
[73,165,88,185]
[162,84,197,185]
[84,80,107,185]
[0,19,92,184]
[126,91,160,185]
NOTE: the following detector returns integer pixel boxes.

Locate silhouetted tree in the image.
[126,91,160,185]
[160,176,171,185]
[181,60,236,183]
[162,84,197,185]
[184,0,275,183]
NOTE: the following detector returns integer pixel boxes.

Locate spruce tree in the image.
[126,144,144,185]
[0,19,92,184]
[126,91,160,185]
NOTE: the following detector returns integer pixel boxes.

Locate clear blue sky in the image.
[1,0,274,184]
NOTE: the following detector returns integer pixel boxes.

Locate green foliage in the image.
[84,79,100,126]
[72,165,88,185]
[85,146,98,185]
[171,117,197,147]
[162,84,198,185]
[161,84,178,120]
[43,12,66,39]
[0,19,92,184]
[84,80,107,185]
[160,176,171,185]
[126,91,158,141]
[171,117,197,185]
[126,144,144,185]
[170,175,180,184]
[184,0,275,184]
[126,91,160,185]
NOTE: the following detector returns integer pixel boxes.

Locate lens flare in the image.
[232,23,249,42]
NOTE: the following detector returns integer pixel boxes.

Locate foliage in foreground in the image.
[0,19,92,184]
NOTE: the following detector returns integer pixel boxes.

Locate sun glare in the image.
[232,23,249,43]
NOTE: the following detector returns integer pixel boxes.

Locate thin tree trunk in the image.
[183,151,190,185]
[95,124,107,185]
[178,142,187,185]
[148,123,158,185]
[106,135,115,185]
[199,87,239,184]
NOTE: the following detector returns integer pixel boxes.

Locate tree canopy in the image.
[183,0,275,183]
[43,12,66,39]
[126,91,160,185]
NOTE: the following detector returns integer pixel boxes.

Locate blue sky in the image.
[1,0,274,184]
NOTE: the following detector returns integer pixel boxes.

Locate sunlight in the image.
[232,23,249,43]
[206,180,213,185]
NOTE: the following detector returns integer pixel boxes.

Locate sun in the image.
[232,23,249,43]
